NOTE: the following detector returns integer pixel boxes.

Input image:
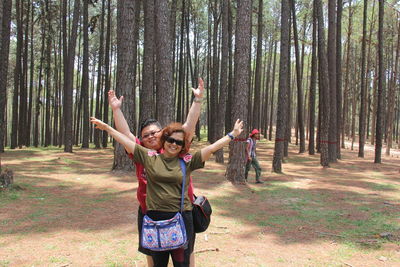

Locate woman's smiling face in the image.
[163,132,185,158]
[141,124,162,150]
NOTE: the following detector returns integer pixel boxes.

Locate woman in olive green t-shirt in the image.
[90,117,243,267]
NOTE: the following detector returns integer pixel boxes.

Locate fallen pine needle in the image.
[195,248,219,254]
[315,231,344,238]
[209,231,229,235]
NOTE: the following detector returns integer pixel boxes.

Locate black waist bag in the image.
[192,195,212,233]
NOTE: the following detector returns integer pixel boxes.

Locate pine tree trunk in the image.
[11,0,23,149]
[113,0,137,171]
[215,0,229,164]
[140,0,155,124]
[327,0,337,162]
[336,0,343,159]
[81,0,90,148]
[63,0,80,153]
[102,0,112,147]
[155,0,174,126]
[0,0,12,152]
[252,0,263,130]
[269,41,278,141]
[358,0,368,157]
[374,0,384,163]
[226,0,251,183]
[27,1,35,147]
[291,0,305,153]
[308,3,317,155]
[316,0,330,167]
[273,0,290,173]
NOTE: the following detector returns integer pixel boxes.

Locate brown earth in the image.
[0,140,399,267]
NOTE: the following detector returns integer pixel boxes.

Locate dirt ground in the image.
[1,140,399,267]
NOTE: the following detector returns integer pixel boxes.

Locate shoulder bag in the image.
[141,159,188,251]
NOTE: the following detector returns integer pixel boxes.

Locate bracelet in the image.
[227,132,234,140]
[193,97,203,103]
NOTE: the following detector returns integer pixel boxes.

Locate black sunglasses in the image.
[142,130,161,139]
[165,136,185,146]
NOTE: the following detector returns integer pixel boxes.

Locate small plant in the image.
[0,158,14,189]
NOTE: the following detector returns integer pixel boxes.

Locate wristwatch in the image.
[227,132,235,140]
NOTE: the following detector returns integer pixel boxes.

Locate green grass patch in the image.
[0,187,22,206]
[284,156,315,163]
[368,183,398,191]
[91,193,116,203]
[49,255,69,263]
[341,211,399,239]
[0,260,10,267]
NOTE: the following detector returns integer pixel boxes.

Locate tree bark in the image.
[272,0,290,173]
[140,0,155,124]
[113,0,137,171]
[308,3,317,155]
[155,0,174,126]
[374,0,384,163]
[63,0,81,152]
[0,0,12,152]
[290,0,305,153]
[81,0,90,148]
[315,0,330,167]
[327,0,337,162]
[226,0,251,182]
[253,0,263,130]
[358,0,368,157]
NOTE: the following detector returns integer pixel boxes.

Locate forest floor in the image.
[1,139,400,267]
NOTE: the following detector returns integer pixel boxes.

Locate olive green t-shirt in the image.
[133,144,204,212]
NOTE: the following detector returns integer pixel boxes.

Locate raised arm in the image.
[182,78,205,141]
[201,119,244,162]
[108,90,136,141]
[90,117,137,154]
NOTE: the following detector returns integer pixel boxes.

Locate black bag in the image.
[192,195,212,233]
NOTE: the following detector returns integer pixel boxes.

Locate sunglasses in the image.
[165,136,185,146]
[142,130,161,139]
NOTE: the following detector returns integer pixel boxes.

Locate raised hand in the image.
[90,117,109,131]
[108,90,124,110]
[191,77,205,99]
[231,119,244,138]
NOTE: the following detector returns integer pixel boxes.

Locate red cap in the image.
[250,129,260,137]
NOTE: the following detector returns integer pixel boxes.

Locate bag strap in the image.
[179,159,186,213]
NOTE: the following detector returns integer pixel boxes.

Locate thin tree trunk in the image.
[273,0,290,172]
[336,0,343,159]
[155,0,174,126]
[327,0,337,162]
[140,0,155,124]
[385,18,399,155]
[253,0,263,130]
[0,0,12,152]
[81,0,90,148]
[63,0,81,152]
[374,0,384,163]
[309,3,317,155]
[358,0,368,157]
[316,0,330,167]
[269,40,278,141]
[290,0,305,153]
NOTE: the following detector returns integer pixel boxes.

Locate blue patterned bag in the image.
[141,160,188,251]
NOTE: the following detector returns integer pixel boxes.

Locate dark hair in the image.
[160,122,189,154]
[139,118,162,135]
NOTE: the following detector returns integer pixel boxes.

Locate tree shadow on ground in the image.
[1,144,399,252]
